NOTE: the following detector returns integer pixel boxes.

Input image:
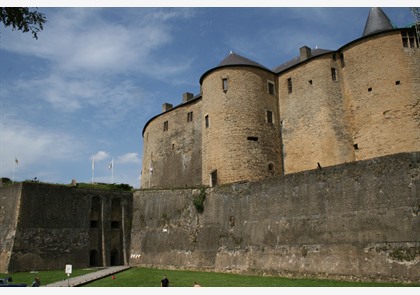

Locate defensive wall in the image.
[130,152,420,282]
[0,182,133,273]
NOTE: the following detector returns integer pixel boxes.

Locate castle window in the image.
[266,110,273,124]
[205,115,209,128]
[187,111,193,122]
[395,80,400,85]
[268,81,275,95]
[222,78,228,92]
[401,31,418,48]
[287,78,292,94]
[210,170,217,187]
[163,121,168,131]
[247,136,259,141]
[268,163,275,172]
[353,143,359,150]
[111,221,120,229]
[90,220,98,228]
[308,80,313,85]
[368,87,372,92]
[331,68,337,81]
[332,53,336,61]
[340,53,345,67]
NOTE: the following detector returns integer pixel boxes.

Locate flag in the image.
[108,158,113,170]
[15,157,18,165]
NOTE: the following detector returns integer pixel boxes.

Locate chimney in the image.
[162,103,173,112]
[183,92,194,103]
[300,46,312,61]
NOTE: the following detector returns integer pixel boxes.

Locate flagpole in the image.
[111,157,114,184]
[13,157,17,183]
[91,157,95,184]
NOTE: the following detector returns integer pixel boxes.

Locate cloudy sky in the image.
[0,4,416,188]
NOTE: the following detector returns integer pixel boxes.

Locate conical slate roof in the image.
[200,51,271,84]
[217,51,269,70]
[362,7,394,37]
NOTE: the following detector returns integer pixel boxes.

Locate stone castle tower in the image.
[141,7,420,189]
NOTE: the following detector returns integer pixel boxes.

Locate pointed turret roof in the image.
[217,51,269,69]
[200,51,271,84]
[362,7,395,37]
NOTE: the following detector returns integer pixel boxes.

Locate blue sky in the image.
[0,5,416,188]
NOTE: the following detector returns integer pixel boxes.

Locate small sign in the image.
[65,264,72,275]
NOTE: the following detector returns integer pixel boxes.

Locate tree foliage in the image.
[0,7,46,39]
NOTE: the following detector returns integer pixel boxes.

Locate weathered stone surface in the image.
[130,152,420,283]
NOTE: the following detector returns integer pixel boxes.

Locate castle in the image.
[141,7,419,189]
[1,8,419,283]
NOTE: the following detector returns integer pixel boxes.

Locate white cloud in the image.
[0,119,84,180]
[117,153,141,164]
[0,8,195,78]
[91,151,109,161]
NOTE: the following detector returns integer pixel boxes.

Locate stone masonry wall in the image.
[1,182,132,272]
[0,183,22,273]
[201,66,282,185]
[141,98,203,188]
[130,152,420,283]
[341,31,420,162]
[278,54,355,174]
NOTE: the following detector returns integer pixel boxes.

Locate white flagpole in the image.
[13,157,18,183]
[91,157,95,184]
[110,157,114,184]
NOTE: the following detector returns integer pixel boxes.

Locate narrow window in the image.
[401,30,419,48]
[308,80,313,85]
[332,53,336,61]
[353,143,359,150]
[222,78,228,92]
[163,121,168,131]
[266,110,273,124]
[268,163,275,172]
[395,80,400,85]
[340,53,345,67]
[111,221,120,229]
[205,115,209,128]
[402,31,418,48]
[187,111,193,122]
[247,136,259,141]
[331,68,337,81]
[368,87,372,92]
[402,32,409,47]
[268,81,275,95]
[210,170,217,187]
[287,78,292,94]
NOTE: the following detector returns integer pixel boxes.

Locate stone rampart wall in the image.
[0,183,22,273]
[0,182,132,272]
[130,152,420,282]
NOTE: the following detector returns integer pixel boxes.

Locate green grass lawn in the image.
[2,267,419,287]
[0,268,98,286]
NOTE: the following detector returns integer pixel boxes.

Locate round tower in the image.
[341,8,420,161]
[199,52,282,186]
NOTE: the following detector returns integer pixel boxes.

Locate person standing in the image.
[161,274,169,287]
[31,277,41,287]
